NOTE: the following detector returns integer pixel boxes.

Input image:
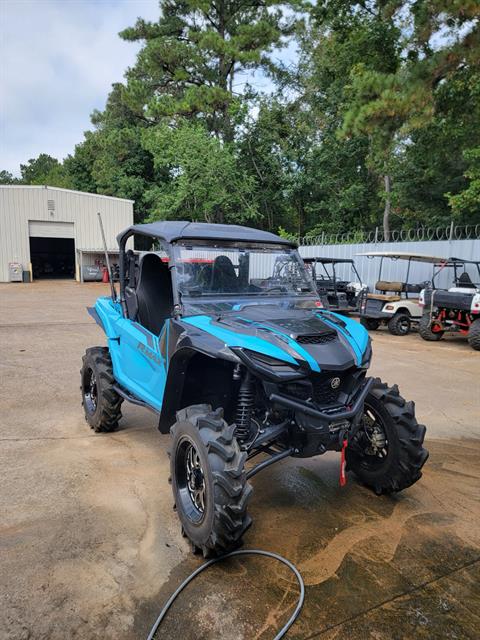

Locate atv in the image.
[81,222,428,557]
[357,251,445,336]
[419,258,480,350]
[303,257,367,313]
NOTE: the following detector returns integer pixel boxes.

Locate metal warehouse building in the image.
[0,185,134,283]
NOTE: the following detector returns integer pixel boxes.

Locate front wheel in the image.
[468,318,480,351]
[388,312,411,336]
[418,313,444,341]
[360,317,380,331]
[346,378,428,494]
[170,404,252,557]
[80,347,123,432]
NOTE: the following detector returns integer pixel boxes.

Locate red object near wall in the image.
[102,267,109,283]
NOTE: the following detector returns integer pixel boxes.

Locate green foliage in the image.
[19,153,74,188]
[0,170,19,184]
[448,148,480,221]
[119,0,301,141]
[142,123,258,223]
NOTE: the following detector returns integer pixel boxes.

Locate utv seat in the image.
[375,280,404,293]
[367,293,401,302]
[458,272,476,288]
[136,253,173,335]
[211,255,239,292]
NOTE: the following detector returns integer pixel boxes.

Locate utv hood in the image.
[182,305,369,372]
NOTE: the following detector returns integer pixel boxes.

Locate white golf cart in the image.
[356,251,447,336]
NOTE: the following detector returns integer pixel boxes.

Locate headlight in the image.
[232,348,305,382]
[361,342,372,368]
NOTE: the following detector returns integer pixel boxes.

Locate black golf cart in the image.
[303,257,366,313]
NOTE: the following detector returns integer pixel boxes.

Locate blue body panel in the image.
[232,317,321,372]
[182,315,299,365]
[317,311,369,365]
[93,297,369,414]
[95,297,167,411]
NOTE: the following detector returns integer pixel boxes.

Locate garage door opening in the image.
[30,237,76,279]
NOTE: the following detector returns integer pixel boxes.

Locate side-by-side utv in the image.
[357,252,445,336]
[303,257,366,313]
[419,258,480,350]
[81,222,428,556]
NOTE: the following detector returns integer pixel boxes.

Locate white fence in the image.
[298,239,480,290]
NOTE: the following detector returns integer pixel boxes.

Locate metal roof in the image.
[303,257,355,264]
[0,184,134,203]
[356,251,449,264]
[117,221,296,246]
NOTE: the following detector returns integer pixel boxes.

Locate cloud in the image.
[0,0,160,175]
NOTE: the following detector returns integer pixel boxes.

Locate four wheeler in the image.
[303,257,367,313]
[81,222,428,557]
[356,251,445,336]
[419,258,480,350]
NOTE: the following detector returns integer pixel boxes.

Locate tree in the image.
[142,122,258,223]
[119,0,301,141]
[19,153,74,188]
[0,170,19,184]
[448,148,480,224]
[339,0,480,234]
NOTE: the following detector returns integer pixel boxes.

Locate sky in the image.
[0,0,160,176]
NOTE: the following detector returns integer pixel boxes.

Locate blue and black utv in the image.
[81,222,428,556]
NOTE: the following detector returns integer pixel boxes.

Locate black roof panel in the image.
[303,257,355,264]
[117,221,296,246]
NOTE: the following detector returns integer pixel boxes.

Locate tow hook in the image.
[339,429,348,487]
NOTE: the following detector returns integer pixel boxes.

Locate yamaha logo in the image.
[330,377,341,389]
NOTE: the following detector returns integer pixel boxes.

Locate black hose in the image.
[146,549,305,640]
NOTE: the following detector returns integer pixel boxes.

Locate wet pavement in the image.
[1,281,479,640]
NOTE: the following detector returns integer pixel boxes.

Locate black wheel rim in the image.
[355,403,389,470]
[397,317,410,334]
[83,367,97,415]
[175,438,206,524]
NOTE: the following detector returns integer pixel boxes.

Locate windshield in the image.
[174,242,316,301]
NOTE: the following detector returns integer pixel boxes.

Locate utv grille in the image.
[283,374,344,407]
[312,376,341,406]
[296,333,336,345]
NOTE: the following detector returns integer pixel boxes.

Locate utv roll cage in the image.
[303,257,363,287]
[303,257,365,313]
[357,251,449,298]
[435,257,480,286]
[116,221,296,316]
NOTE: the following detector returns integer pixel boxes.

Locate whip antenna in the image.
[97,212,117,300]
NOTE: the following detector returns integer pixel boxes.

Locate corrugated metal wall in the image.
[299,239,480,289]
[0,186,134,282]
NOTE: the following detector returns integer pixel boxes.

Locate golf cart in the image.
[357,251,446,336]
[303,257,366,313]
[81,222,428,556]
[418,258,480,350]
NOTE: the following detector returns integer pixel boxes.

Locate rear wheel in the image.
[170,404,252,557]
[360,317,380,331]
[81,347,123,432]
[388,312,411,336]
[346,378,428,494]
[467,318,480,351]
[418,313,444,341]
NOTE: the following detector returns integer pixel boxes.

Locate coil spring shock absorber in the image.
[235,371,254,442]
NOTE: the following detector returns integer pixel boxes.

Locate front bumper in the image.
[270,376,373,427]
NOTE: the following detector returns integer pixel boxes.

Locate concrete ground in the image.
[1,280,479,640]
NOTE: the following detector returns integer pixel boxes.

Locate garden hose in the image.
[146,549,305,640]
